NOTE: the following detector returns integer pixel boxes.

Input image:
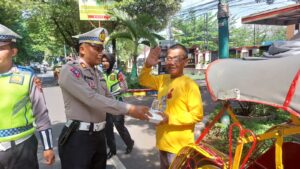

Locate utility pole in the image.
[218,0,229,59]
[218,0,230,125]
[205,13,208,50]
[167,22,173,40]
[253,25,256,45]
[64,43,67,58]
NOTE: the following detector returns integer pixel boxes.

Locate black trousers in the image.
[58,127,107,169]
[105,113,134,154]
[0,135,38,169]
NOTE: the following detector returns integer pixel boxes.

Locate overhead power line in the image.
[176,0,293,20]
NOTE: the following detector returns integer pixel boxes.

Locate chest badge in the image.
[167,88,174,99]
[9,74,24,85]
[110,74,116,81]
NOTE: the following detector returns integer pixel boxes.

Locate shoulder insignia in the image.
[70,67,81,78]
[117,72,125,82]
[80,62,87,68]
[9,74,24,85]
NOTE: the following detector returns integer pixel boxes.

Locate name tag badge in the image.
[110,74,116,81]
[9,74,24,85]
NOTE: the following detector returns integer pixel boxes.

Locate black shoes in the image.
[107,140,134,158]
[107,151,116,159]
[125,140,134,154]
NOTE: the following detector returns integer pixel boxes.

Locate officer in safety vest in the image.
[58,27,151,169]
[0,24,55,168]
[101,52,134,159]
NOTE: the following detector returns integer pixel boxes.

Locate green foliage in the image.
[116,39,135,62]
[230,24,286,48]
[124,72,142,89]
[172,12,286,51]
[107,9,165,80]
[115,0,183,30]
[204,105,291,155]
[172,12,218,50]
[1,0,178,65]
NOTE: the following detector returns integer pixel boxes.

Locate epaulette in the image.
[67,60,79,65]
[80,62,87,69]
[66,61,80,68]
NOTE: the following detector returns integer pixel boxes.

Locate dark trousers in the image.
[58,127,107,169]
[0,135,38,169]
[105,113,134,153]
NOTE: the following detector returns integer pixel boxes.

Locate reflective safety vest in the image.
[103,69,122,96]
[0,67,35,142]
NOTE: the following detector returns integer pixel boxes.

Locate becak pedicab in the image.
[170,40,300,169]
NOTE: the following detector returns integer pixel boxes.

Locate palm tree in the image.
[107,9,164,82]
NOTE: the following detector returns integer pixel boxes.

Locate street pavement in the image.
[36,71,217,169]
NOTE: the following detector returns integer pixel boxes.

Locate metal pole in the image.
[218,0,230,125]
[64,43,67,58]
[253,25,256,45]
[218,0,229,59]
[205,13,208,50]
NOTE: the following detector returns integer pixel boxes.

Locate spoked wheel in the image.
[198,164,221,169]
[197,161,222,169]
[181,158,222,169]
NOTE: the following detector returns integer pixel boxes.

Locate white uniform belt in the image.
[0,135,32,151]
[66,120,106,132]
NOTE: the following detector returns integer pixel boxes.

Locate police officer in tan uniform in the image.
[58,27,151,169]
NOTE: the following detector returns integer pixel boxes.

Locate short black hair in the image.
[9,42,17,48]
[168,44,189,58]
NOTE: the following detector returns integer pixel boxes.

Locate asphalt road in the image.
[37,71,159,169]
[36,71,217,169]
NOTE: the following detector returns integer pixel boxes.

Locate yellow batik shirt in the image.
[139,66,203,154]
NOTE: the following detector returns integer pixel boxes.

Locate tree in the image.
[107,9,164,83]
[115,0,183,30]
[172,12,218,50]
[1,0,182,66]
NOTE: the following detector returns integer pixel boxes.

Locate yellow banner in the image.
[79,0,114,21]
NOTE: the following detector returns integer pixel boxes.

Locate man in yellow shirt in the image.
[139,44,203,169]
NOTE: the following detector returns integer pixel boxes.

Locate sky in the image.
[179,0,296,26]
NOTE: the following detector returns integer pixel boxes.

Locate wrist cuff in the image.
[39,128,53,150]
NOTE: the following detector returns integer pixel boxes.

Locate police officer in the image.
[58,27,151,169]
[101,53,134,159]
[0,24,55,169]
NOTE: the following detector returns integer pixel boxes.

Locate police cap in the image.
[0,24,22,47]
[73,27,108,45]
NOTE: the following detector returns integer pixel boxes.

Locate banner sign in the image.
[79,0,114,21]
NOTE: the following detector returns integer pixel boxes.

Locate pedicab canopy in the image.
[241,4,300,25]
[206,40,300,117]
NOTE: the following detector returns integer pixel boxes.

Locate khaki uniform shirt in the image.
[58,59,130,123]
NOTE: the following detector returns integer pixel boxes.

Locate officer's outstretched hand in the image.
[43,149,55,165]
[128,105,151,120]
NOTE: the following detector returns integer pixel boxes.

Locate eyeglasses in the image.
[165,56,187,63]
[88,43,104,52]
